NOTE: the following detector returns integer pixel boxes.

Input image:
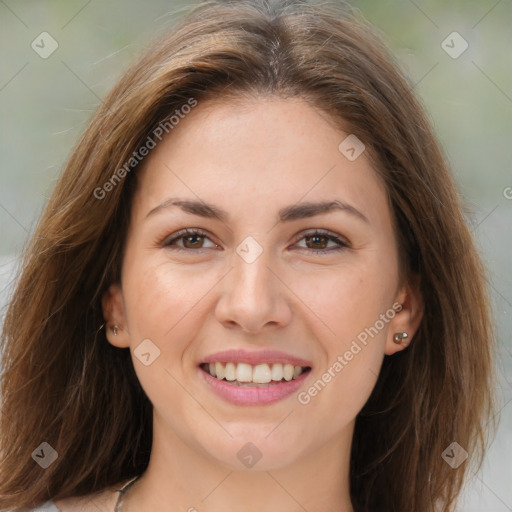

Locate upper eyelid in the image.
[162,228,219,247]
[163,228,350,249]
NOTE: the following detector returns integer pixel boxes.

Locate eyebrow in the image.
[146,198,369,224]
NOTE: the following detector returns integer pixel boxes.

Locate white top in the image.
[28,503,60,512]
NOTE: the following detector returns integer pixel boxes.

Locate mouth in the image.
[199,361,312,387]
[198,349,313,405]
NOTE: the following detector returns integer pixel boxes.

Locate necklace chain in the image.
[114,475,140,512]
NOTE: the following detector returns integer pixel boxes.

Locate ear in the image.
[102,283,130,348]
[385,278,423,355]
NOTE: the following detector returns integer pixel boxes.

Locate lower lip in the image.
[199,367,311,406]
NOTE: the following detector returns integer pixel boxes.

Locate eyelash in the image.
[161,228,350,255]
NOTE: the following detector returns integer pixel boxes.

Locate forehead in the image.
[132,95,390,229]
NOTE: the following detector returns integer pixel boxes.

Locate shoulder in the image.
[31,480,127,512]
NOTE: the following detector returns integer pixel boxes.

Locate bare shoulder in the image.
[53,482,122,512]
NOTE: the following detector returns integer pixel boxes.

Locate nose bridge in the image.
[215,239,291,332]
[229,243,275,306]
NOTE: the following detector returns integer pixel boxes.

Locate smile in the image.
[200,361,311,386]
[198,349,313,405]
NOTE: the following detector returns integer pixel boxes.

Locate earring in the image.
[393,332,408,344]
[112,324,119,336]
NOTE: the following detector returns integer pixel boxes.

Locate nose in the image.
[214,248,292,334]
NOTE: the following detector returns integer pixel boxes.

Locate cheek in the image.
[292,253,397,418]
[123,259,218,341]
[121,260,215,409]
[292,255,398,350]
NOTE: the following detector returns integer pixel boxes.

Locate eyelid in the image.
[161,228,220,250]
[161,228,351,254]
[293,228,351,251]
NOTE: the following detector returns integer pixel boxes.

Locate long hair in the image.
[0,1,497,510]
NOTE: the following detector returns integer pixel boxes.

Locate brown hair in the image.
[0,1,497,510]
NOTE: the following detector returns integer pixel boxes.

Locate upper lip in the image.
[201,349,313,367]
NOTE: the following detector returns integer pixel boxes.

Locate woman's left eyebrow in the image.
[146,197,369,224]
[279,200,369,224]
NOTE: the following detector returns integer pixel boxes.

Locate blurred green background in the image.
[0,0,511,510]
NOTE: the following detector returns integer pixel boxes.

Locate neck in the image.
[123,411,355,512]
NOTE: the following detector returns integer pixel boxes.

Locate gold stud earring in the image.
[393,332,408,344]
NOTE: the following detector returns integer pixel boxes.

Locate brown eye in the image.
[181,234,205,249]
[294,230,349,254]
[304,234,330,250]
[163,229,218,251]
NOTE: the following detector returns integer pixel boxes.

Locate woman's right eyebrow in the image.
[145,197,370,225]
[146,197,227,222]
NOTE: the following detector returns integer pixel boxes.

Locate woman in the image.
[0,1,497,511]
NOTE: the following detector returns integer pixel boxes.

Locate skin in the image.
[83,95,422,512]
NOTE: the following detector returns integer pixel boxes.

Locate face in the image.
[103,95,422,472]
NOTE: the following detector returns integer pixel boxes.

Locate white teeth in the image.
[283,364,294,381]
[271,363,283,381]
[252,364,272,384]
[236,363,253,382]
[204,362,308,383]
[215,362,225,380]
[225,362,236,381]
